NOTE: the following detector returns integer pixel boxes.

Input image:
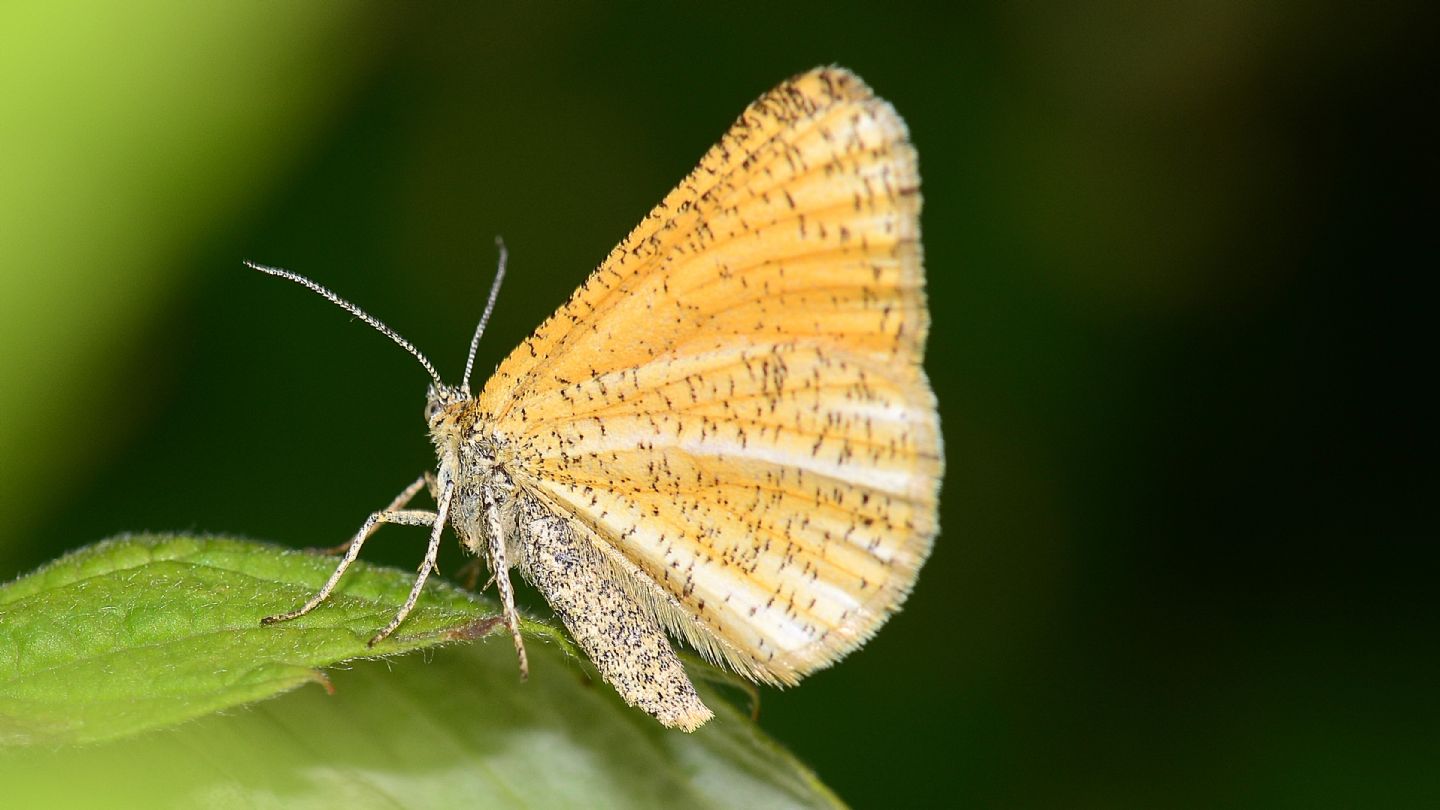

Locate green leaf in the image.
[0,534,497,746]
[0,534,842,809]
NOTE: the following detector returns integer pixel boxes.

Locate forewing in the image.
[478,67,940,684]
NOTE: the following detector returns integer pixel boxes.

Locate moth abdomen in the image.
[515,492,713,731]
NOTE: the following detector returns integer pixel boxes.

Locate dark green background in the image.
[1,3,1432,807]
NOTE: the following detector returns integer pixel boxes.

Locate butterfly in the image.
[248,66,942,731]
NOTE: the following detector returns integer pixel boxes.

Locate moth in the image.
[250,67,942,731]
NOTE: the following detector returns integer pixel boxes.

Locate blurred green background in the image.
[1,2,1432,807]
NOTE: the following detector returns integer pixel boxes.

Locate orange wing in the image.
[477,67,940,684]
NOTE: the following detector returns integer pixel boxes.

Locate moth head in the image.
[424,384,467,431]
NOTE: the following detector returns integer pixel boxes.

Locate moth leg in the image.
[369,481,454,645]
[484,490,529,680]
[261,477,438,626]
[318,473,431,555]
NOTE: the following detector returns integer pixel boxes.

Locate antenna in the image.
[243,260,446,390]
[460,237,509,394]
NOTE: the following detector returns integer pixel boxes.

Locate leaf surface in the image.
[0,535,841,809]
